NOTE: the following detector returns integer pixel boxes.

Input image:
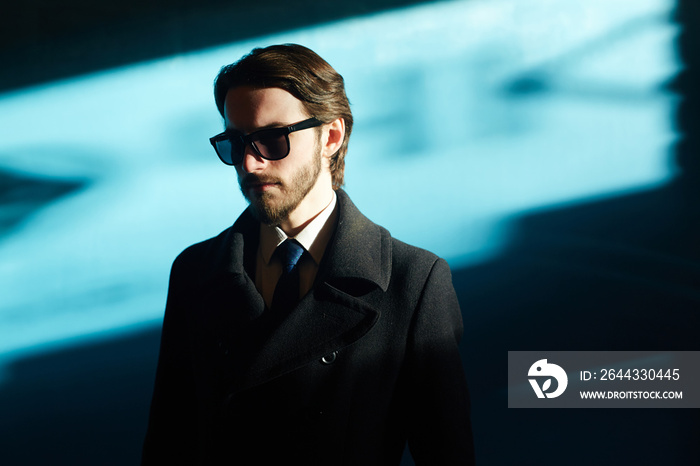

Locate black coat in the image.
[142,190,474,465]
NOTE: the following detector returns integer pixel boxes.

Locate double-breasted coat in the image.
[142,190,474,465]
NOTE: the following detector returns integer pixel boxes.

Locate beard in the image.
[238,145,322,226]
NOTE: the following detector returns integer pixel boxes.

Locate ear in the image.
[321,118,345,160]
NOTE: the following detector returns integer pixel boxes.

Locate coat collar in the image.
[316,188,391,292]
[216,188,392,292]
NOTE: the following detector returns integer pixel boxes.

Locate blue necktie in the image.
[271,239,305,313]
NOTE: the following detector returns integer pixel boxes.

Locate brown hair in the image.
[214,44,353,189]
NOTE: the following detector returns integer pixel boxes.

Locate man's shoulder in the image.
[171,208,255,273]
[358,218,459,324]
[385,234,454,295]
[388,235,440,267]
[336,189,446,274]
[169,228,232,277]
[176,228,229,260]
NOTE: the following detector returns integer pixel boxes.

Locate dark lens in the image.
[216,136,247,165]
[214,139,233,164]
[253,133,289,160]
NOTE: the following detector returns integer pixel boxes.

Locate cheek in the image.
[270,159,294,178]
[292,132,318,156]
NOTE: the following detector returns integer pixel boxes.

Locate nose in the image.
[240,143,266,174]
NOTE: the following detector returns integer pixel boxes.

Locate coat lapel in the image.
[226,189,392,393]
[206,208,265,321]
[231,282,379,392]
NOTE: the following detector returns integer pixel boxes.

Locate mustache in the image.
[240,174,281,188]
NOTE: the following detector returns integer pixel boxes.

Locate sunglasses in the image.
[209,117,322,165]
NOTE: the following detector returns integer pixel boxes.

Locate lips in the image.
[249,182,278,192]
[241,175,281,192]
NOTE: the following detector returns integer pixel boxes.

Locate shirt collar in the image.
[260,191,338,266]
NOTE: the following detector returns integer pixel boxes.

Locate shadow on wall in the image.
[456,180,700,465]
[0,0,433,92]
[0,168,86,237]
[0,328,161,465]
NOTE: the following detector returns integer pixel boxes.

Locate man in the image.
[142,44,474,465]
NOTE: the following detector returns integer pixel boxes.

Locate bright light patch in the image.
[0,0,680,362]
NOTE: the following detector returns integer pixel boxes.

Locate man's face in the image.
[224,86,323,226]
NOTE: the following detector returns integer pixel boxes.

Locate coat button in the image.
[320,351,337,365]
[217,340,229,355]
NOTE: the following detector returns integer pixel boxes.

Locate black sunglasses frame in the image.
[209,117,323,166]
